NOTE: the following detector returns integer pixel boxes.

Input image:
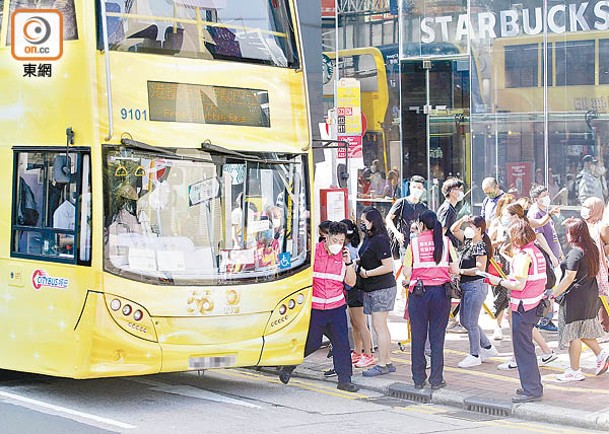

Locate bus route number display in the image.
[148,81,270,128]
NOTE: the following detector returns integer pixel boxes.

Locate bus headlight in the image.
[264,291,308,335]
[105,294,157,342]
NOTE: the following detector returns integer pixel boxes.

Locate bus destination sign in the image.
[148,81,270,128]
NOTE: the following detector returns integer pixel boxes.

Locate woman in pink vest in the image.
[551,218,609,381]
[486,219,546,403]
[403,210,458,390]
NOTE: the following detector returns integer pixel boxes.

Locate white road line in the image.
[130,378,261,409]
[0,391,137,430]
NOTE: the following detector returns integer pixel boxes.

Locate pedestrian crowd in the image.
[279,173,609,402]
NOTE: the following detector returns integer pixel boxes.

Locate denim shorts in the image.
[363,286,397,314]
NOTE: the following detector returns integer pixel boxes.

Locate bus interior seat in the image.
[105,2,124,44]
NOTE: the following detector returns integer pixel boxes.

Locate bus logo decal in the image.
[11,9,63,61]
[32,269,69,291]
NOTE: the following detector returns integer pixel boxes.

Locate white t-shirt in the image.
[53,200,75,230]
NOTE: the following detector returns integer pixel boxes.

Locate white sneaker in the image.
[538,351,558,366]
[480,345,499,362]
[556,368,585,382]
[458,354,482,368]
[425,355,431,370]
[493,327,503,341]
[498,359,518,370]
[595,350,609,376]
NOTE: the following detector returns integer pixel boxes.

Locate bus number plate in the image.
[189,355,236,369]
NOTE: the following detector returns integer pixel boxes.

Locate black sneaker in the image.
[414,382,426,390]
[337,382,360,392]
[323,368,337,377]
[431,380,446,391]
[278,366,296,384]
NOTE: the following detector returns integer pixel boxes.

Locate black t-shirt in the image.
[388,198,427,248]
[459,240,489,283]
[358,233,397,292]
[437,200,459,247]
[560,247,600,323]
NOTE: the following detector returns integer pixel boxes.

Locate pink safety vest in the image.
[409,231,451,291]
[509,242,547,312]
[312,242,347,310]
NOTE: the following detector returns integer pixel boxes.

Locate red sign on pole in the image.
[322,0,336,17]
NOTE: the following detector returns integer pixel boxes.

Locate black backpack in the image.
[535,244,556,289]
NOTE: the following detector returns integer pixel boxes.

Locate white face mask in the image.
[540,196,551,208]
[328,243,342,255]
[411,188,424,200]
[500,215,511,228]
[273,219,281,229]
[456,191,465,202]
[463,227,476,239]
[581,207,591,220]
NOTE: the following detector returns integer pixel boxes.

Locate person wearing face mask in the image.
[485,220,547,403]
[550,218,609,382]
[578,155,607,205]
[487,194,516,340]
[368,159,385,198]
[358,207,397,377]
[450,215,498,368]
[528,186,562,333]
[480,177,505,227]
[437,177,465,248]
[565,197,609,332]
[496,203,558,370]
[403,210,459,389]
[386,175,428,258]
[278,221,359,392]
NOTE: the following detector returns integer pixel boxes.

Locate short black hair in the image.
[410,175,425,186]
[327,221,348,236]
[319,220,332,234]
[530,184,547,199]
[441,177,464,197]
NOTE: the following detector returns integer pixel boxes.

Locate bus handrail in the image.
[100,1,114,141]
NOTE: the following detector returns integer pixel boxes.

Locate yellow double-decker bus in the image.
[0,0,312,378]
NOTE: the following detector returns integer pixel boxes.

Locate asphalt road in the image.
[0,368,602,434]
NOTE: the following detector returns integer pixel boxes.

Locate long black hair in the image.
[418,210,444,264]
[361,206,389,239]
[340,218,360,247]
[472,215,494,258]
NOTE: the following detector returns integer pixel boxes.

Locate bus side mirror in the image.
[53,155,72,184]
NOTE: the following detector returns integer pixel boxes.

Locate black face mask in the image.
[360,223,368,234]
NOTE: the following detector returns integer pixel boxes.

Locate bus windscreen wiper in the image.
[201,141,295,164]
[120,138,209,162]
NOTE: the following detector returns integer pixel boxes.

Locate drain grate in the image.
[463,397,512,417]
[387,382,432,404]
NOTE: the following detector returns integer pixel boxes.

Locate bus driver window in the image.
[12,150,92,264]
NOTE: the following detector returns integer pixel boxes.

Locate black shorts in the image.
[347,287,364,308]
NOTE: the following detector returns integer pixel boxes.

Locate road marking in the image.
[129,378,261,408]
[0,390,136,429]
[216,369,372,400]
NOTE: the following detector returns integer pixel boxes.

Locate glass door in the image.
[401,57,471,211]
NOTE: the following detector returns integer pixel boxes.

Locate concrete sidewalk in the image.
[289,303,609,431]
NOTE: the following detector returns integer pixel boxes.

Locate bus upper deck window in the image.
[5,0,78,44]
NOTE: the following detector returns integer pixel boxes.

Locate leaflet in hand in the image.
[475,270,492,279]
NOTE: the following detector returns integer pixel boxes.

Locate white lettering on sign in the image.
[412,0,609,43]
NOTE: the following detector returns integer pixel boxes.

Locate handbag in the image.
[444,276,462,299]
